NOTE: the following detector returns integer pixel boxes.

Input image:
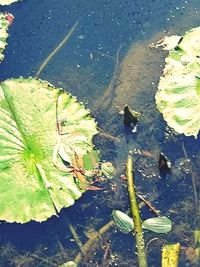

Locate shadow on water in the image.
[0,0,200,266]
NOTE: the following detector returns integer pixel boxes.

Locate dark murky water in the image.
[0,0,200,266]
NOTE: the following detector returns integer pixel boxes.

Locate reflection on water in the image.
[0,0,200,266]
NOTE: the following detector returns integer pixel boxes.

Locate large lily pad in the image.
[0,13,13,62]
[0,0,20,5]
[155,27,200,138]
[0,78,98,223]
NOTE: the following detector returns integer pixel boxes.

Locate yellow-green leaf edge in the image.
[0,0,21,5]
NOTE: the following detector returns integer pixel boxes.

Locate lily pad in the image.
[155,27,200,138]
[0,77,98,223]
[0,0,21,5]
[0,13,14,62]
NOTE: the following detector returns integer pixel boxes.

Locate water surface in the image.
[0,0,200,266]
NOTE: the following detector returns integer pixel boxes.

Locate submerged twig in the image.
[36,21,79,78]
[181,140,199,222]
[95,44,123,111]
[136,192,160,216]
[126,155,148,267]
[97,126,120,142]
[73,220,115,265]
[68,223,85,256]
[145,237,159,253]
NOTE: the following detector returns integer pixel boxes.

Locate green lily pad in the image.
[0,0,21,5]
[0,13,13,62]
[155,27,200,138]
[0,77,98,223]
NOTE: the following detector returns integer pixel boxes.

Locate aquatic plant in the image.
[10,253,36,267]
[111,155,173,267]
[112,210,135,233]
[155,26,200,138]
[0,242,17,260]
[112,210,172,234]
[59,220,115,266]
[0,77,99,223]
[126,155,148,267]
[0,12,14,62]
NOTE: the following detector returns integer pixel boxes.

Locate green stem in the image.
[127,155,148,267]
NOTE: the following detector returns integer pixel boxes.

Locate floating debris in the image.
[158,152,171,176]
[123,105,142,133]
[150,35,182,50]
[101,161,117,179]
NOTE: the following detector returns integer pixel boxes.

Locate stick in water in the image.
[36,21,79,78]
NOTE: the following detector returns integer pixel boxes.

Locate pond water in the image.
[0,0,200,266]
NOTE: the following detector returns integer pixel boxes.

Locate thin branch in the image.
[97,126,120,142]
[68,223,85,256]
[94,44,123,111]
[73,220,115,265]
[35,21,79,78]
[181,140,199,221]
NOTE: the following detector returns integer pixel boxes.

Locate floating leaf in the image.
[0,0,21,5]
[155,27,200,138]
[112,210,134,234]
[0,77,98,223]
[142,216,172,233]
[0,13,14,62]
